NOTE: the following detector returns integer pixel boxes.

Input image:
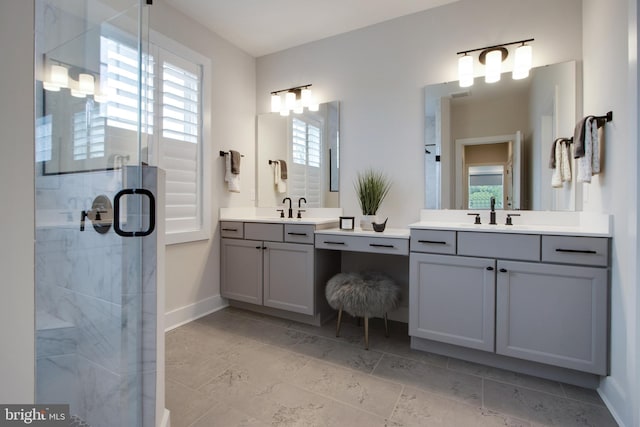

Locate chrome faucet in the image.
[489,196,497,225]
[297,197,306,219]
[282,197,293,218]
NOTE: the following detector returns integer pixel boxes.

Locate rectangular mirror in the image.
[425,61,578,211]
[257,101,340,207]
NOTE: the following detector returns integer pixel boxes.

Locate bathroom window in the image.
[290,117,322,207]
[100,30,211,244]
[467,165,504,210]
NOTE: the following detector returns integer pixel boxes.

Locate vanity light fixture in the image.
[457,38,534,87]
[270,84,317,115]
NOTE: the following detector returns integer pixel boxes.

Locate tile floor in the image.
[165,307,618,427]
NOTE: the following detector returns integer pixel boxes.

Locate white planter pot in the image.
[360,214,378,231]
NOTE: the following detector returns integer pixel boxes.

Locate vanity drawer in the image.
[458,232,540,261]
[315,234,409,255]
[220,221,244,239]
[541,236,609,267]
[244,223,283,242]
[410,229,456,254]
[284,224,315,244]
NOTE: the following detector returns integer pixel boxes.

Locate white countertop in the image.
[410,210,612,237]
[221,216,339,226]
[316,227,410,239]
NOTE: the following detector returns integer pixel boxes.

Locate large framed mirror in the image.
[257,101,339,207]
[425,61,578,211]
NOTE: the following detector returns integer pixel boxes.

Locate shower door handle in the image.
[113,188,156,237]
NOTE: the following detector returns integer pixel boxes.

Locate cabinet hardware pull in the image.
[324,241,345,245]
[370,243,395,248]
[418,240,447,245]
[255,245,262,249]
[555,248,597,254]
[288,232,308,236]
[222,228,238,232]
[499,268,508,273]
[486,266,494,271]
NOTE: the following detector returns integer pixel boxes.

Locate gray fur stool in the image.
[325,271,399,350]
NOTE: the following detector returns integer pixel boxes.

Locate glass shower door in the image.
[34,1,158,426]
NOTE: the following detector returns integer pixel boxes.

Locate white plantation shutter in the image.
[73,103,106,160]
[98,30,210,244]
[158,53,203,237]
[290,117,322,207]
[100,36,154,134]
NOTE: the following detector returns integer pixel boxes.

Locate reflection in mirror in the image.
[257,101,339,208]
[425,61,578,211]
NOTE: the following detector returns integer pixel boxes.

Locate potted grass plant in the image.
[354,168,392,230]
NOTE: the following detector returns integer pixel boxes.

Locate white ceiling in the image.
[164,0,459,57]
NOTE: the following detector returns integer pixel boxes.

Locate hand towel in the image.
[573,115,595,158]
[273,161,287,194]
[578,117,602,183]
[552,139,563,188]
[230,150,241,174]
[279,160,288,180]
[560,140,572,182]
[225,153,240,192]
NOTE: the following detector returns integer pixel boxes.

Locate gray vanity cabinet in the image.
[221,221,330,319]
[263,241,314,315]
[409,253,496,352]
[496,260,608,375]
[221,238,264,305]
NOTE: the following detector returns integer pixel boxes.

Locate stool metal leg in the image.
[384,313,389,337]
[336,306,343,337]
[364,316,369,350]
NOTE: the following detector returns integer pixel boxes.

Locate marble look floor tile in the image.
[447,358,565,396]
[289,358,403,418]
[228,382,390,427]
[370,333,449,368]
[484,379,618,427]
[224,306,294,328]
[391,386,531,427]
[165,379,214,427]
[290,333,383,373]
[189,404,269,427]
[561,383,606,406]
[372,353,482,406]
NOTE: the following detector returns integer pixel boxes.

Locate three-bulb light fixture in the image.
[42,63,109,102]
[457,39,534,88]
[270,84,319,116]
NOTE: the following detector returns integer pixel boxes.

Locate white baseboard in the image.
[159,408,170,427]
[598,389,627,427]
[165,295,228,331]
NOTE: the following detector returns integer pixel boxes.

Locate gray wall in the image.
[0,0,35,403]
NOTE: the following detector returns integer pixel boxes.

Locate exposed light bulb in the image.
[50,65,69,88]
[78,73,95,95]
[458,55,474,88]
[279,107,290,117]
[271,93,282,112]
[513,44,533,80]
[485,49,502,83]
[285,91,296,111]
[301,88,312,107]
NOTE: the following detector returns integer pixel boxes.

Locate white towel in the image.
[552,140,571,188]
[225,153,240,192]
[578,117,600,183]
[274,162,287,194]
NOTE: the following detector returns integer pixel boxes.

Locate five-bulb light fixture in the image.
[270,84,319,116]
[457,38,534,88]
[42,63,109,102]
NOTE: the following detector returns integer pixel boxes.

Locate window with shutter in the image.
[98,31,210,244]
[290,117,323,207]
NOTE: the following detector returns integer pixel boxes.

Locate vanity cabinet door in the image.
[263,242,314,315]
[410,253,496,351]
[496,261,608,374]
[221,238,263,305]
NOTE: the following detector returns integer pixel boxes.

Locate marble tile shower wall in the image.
[35,168,157,427]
